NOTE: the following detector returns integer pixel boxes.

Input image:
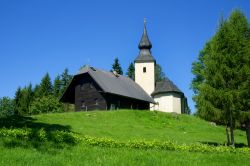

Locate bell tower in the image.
[134,19,155,96]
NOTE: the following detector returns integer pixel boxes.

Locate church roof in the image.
[135,20,155,63]
[151,77,183,96]
[62,65,155,103]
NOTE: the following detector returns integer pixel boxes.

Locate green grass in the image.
[0,144,250,166]
[33,110,247,145]
[0,110,249,165]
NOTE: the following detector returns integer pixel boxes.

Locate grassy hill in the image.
[33,110,247,145]
[0,110,249,165]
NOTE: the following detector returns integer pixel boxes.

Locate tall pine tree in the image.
[60,68,73,96]
[155,64,165,83]
[14,87,22,115]
[14,84,34,115]
[111,58,123,75]
[191,10,250,146]
[39,73,53,97]
[53,75,61,98]
[126,63,135,80]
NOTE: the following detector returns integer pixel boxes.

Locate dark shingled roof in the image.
[151,77,183,96]
[68,66,155,103]
[135,21,155,63]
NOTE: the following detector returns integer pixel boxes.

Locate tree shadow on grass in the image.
[0,115,78,153]
[199,141,247,148]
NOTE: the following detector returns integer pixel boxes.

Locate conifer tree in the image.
[191,10,250,146]
[155,64,165,83]
[39,73,53,97]
[14,84,34,115]
[53,75,61,98]
[126,63,135,80]
[60,68,73,96]
[33,84,40,98]
[14,87,22,115]
[111,58,123,75]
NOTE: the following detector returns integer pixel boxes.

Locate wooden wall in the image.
[74,73,150,111]
[74,74,107,111]
[104,93,150,110]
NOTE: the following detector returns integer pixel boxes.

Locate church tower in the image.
[135,19,155,96]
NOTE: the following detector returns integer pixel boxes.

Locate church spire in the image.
[138,18,152,49]
[135,18,155,63]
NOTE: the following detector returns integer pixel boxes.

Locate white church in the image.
[134,21,187,114]
[61,21,188,114]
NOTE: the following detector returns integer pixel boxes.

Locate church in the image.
[60,21,188,114]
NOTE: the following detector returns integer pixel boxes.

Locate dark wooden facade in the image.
[74,73,149,111]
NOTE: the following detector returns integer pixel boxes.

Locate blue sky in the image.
[0,0,249,113]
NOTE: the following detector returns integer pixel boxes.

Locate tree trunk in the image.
[226,126,231,145]
[229,109,235,146]
[246,122,250,147]
[230,125,235,146]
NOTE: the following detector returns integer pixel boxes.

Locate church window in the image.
[143,67,146,73]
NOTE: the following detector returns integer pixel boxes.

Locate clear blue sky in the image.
[0,0,249,113]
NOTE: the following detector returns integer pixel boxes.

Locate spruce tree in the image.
[111,58,123,75]
[126,63,135,80]
[14,84,34,115]
[60,68,73,96]
[33,84,40,98]
[39,73,53,97]
[155,64,165,83]
[14,87,22,115]
[53,75,61,98]
[191,10,250,146]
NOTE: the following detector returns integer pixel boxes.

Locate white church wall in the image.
[153,93,182,114]
[153,93,173,113]
[135,62,155,96]
[172,93,182,114]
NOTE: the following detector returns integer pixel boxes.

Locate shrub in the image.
[37,128,47,141]
[29,95,63,114]
[0,127,249,154]
[51,130,79,144]
[0,97,14,118]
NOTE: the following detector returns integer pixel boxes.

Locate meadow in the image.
[0,110,249,165]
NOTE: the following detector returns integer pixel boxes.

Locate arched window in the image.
[143,67,146,73]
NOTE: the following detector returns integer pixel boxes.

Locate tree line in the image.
[0,59,166,117]
[0,69,73,117]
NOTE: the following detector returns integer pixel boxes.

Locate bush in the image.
[0,97,14,118]
[0,127,249,153]
[29,95,63,114]
[81,136,250,154]
[0,128,80,144]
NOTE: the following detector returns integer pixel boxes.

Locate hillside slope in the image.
[33,110,247,145]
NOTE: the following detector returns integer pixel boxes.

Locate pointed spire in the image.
[135,19,155,63]
[138,18,152,49]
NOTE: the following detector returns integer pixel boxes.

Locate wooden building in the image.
[60,66,155,111]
